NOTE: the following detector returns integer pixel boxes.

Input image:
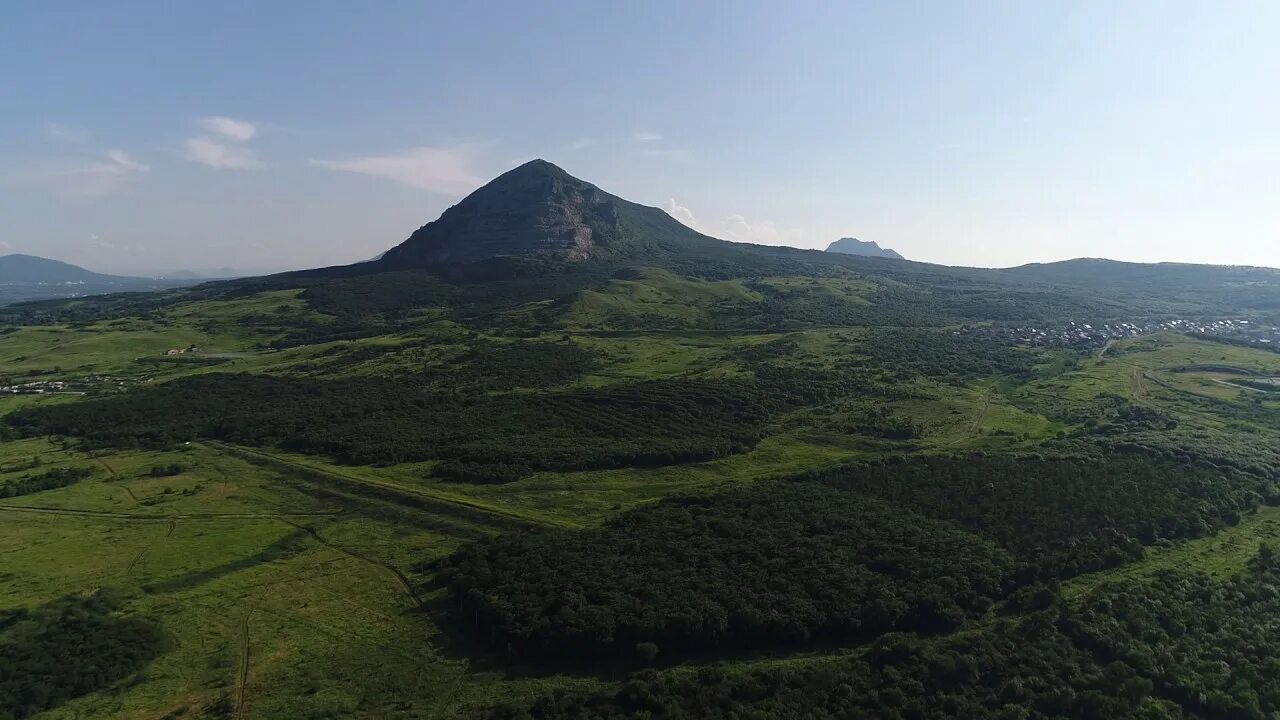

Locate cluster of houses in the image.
[971,318,1280,351]
[164,344,200,356]
[0,380,83,395]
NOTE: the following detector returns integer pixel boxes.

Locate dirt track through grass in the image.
[0,504,341,521]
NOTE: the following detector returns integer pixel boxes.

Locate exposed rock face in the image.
[380,159,625,267]
[825,238,904,260]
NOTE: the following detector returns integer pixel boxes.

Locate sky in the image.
[2,1,1278,275]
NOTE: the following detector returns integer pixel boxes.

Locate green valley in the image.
[6,161,1280,720]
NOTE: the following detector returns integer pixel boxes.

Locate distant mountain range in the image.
[0,254,204,304]
[825,238,904,260]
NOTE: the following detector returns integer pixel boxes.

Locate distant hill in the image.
[0,253,199,304]
[825,238,904,260]
[0,254,112,284]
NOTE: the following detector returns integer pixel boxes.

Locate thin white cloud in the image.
[201,116,257,141]
[311,145,485,194]
[185,136,262,169]
[569,137,597,151]
[185,116,262,169]
[20,149,152,197]
[633,131,663,143]
[663,199,699,230]
[663,199,802,246]
[106,149,149,172]
[45,123,89,144]
[718,213,803,245]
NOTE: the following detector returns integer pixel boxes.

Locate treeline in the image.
[8,374,771,474]
[446,340,593,390]
[438,481,1016,663]
[302,338,594,391]
[484,617,1158,720]
[817,454,1267,580]
[0,592,166,720]
[1072,546,1280,718]
[853,328,1038,382]
[482,546,1280,719]
[438,451,1269,666]
[0,466,92,499]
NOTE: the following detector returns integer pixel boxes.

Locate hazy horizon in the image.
[3,2,1277,275]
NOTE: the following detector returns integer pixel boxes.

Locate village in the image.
[0,379,86,395]
[971,317,1280,351]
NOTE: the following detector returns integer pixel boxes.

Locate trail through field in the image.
[0,504,340,522]
[125,519,178,580]
[941,387,992,448]
[206,441,559,530]
[1097,339,1115,359]
[93,456,118,479]
[971,388,992,433]
[1218,378,1271,393]
[120,484,142,505]
[93,455,143,506]
[234,609,253,720]
[284,520,426,609]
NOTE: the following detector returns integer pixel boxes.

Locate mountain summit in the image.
[379,159,716,269]
[825,238,904,260]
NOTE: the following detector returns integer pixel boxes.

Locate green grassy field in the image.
[7,307,1280,718]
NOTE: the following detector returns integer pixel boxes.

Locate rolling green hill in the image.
[5,162,1280,719]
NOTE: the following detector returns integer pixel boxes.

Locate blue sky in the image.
[2,1,1277,275]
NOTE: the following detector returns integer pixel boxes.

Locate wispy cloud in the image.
[662,199,802,246]
[185,116,262,169]
[633,131,663,143]
[19,148,152,197]
[663,199,699,230]
[569,137,597,151]
[311,145,485,194]
[718,213,803,245]
[201,116,257,142]
[45,123,89,144]
[185,136,262,169]
[105,149,148,172]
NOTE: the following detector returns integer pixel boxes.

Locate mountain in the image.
[825,237,904,260]
[380,159,720,270]
[0,253,200,304]
[0,254,112,284]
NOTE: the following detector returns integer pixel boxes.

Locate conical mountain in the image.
[379,159,715,268]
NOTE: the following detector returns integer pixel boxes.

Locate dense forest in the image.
[438,481,1016,662]
[482,547,1280,720]
[853,328,1038,382]
[0,592,165,720]
[8,374,773,473]
[816,454,1271,579]
[437,449,1275,666]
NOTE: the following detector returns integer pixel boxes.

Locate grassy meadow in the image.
[6,283,1280,718]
